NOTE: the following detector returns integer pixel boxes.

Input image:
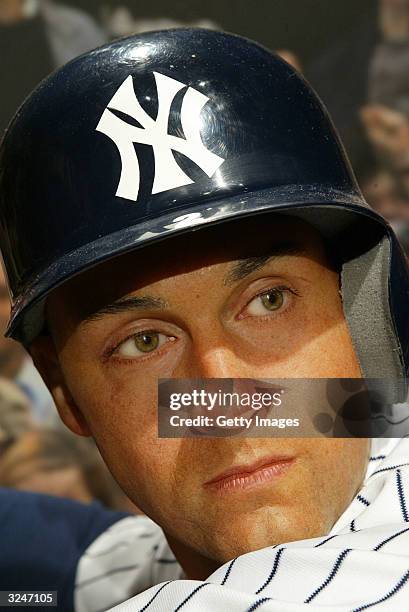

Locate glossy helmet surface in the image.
[0,28,408,384]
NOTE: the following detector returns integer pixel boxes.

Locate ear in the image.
[30,335,92,437]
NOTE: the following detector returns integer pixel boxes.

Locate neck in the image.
[165,533,220,580]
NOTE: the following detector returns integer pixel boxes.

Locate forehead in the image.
[47,215,327,324]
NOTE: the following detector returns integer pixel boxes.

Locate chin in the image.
[212,505,329,562]
[203,508,294,562]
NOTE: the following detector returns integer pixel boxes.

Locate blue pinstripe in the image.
[373,527,409,551]
[357,495,370,507]
[247,597,273,611]
[174,583,209,611]
[220,557,237,586]
[370,463,409,477]
[396,470,409,522]
[352,569,409,611]
[255,547,284,595]
[138,582,170,611]
[304,549,352,603]
[314,534,338,548]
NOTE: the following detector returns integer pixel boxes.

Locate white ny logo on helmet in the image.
[96,71,225,201]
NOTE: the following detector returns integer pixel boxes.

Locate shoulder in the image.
[0,488,126,608]
[75,515,182,611]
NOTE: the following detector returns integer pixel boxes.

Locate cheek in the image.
[100,433,182,519]
[235,288,361,377]
[307,439,370,518]
[60,334,162,436]
[298,271,362,377]
[290,318,362,377]
[60,352,183,513]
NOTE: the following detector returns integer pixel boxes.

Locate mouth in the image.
[203,454,295,494]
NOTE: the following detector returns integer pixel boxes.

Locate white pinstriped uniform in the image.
[76,438,409,611]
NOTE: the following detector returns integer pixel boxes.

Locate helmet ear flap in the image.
[389,234,409,383]
[341,236,403,379]
[278,206,409,391]
[341,233,409,405]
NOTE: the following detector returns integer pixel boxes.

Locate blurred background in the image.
[0,0,409,507]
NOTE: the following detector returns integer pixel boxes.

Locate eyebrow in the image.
[223,241,305,286]
[83,295,167,323]
[82,241,304,323]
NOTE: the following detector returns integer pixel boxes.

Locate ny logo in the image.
[96,71,225,201]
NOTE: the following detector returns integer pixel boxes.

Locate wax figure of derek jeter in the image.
[1,28,409,611]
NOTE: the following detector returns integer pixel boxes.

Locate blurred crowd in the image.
[0,0,408,512]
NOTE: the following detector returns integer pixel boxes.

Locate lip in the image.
[204,454,295,494]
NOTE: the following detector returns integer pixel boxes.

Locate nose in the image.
[189,343,245,378]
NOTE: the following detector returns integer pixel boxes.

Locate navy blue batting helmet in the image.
[0,28,408,384]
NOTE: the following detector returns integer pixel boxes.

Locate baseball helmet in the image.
[0,28,408,385]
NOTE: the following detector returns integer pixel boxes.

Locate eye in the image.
[246,288,288,316]
[115,331,173,358]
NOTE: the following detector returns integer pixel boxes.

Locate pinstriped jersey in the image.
[77,439,409,611]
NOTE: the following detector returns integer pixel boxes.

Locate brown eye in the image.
[116,331,172,358]
[134,332,160,353]
[245,288,288,317]
[260,289,284,311]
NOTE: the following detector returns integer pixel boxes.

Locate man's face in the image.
[36,216,369,564]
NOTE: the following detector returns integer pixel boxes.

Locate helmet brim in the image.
[7,183,389,345]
